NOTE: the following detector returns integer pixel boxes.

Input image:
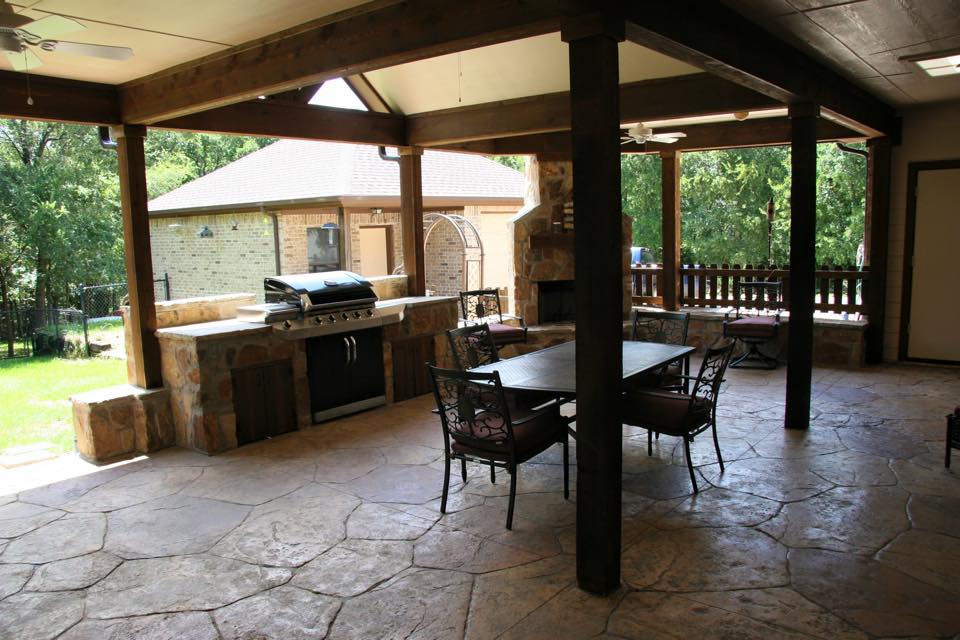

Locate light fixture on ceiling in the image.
[900,49,960,77]
[733,111,750,121]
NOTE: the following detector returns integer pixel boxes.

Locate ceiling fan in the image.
[0,1,132,71]
[621,123,687,145]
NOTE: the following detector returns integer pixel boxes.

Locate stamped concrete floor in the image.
[1,362,959,639]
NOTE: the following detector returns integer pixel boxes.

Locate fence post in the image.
[80,286,91,358]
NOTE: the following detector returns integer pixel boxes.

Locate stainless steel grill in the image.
[236,271,399,338]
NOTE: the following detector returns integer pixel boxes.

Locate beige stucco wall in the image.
[473,204,520,312]
[884,101,960,361]
[149,212,276,303]
[276,206,341,275]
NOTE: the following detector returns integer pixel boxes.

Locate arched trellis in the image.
[394,213,485,293]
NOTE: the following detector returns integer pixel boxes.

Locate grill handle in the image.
[349,335,358,364]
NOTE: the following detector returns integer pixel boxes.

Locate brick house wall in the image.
[149,212,276,302]
[346,208,404,275]
[424,219,465,297]
[276,206,341,274]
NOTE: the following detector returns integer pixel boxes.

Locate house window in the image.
[307,224,341,272]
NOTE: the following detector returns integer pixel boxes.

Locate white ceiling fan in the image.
[621,123,687,145]
[0,1,132,71]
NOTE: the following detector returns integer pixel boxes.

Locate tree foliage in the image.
[622,143,867,266]
[0,119,274,311]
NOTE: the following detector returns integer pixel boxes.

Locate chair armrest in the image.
[499,313,526,329]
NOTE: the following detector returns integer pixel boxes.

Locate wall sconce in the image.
[230,220,239,230]
[198,225,214,238]
[370,207,383,217]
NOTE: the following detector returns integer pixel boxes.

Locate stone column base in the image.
[71,385,174,464]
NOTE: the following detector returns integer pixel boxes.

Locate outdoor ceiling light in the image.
[901,49,960,76]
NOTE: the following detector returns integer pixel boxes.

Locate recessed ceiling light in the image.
[901,50,960,77]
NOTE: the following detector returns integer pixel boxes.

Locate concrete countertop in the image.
[156,296,457,341]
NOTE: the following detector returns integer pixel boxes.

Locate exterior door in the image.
[358,226,390,276]
[904,164,960,362]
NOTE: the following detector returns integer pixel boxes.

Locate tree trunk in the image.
[0,269,13,358]
[34,251,47,326]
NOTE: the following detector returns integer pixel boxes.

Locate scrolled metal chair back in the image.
[460,289,503,323]
[429,366,514,452]
[631,310,690,346]
[447,324,499,370]
[690,339,735,411]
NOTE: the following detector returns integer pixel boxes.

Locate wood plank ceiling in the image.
[719,0,960,106]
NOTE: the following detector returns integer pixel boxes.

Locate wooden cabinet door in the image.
[232,360,296,446]
[391,334,436,401]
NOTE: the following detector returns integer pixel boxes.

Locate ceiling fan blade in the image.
[19,14,84,40]
[657,132,687,138]
[6,47,42,71]
[648,135,679,144]
[43,40,132,60]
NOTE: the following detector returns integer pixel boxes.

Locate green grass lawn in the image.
[0,356,127,453]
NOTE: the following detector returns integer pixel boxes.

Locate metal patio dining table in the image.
[469,339,694,396]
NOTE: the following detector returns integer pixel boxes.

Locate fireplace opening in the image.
[537,280,575,323]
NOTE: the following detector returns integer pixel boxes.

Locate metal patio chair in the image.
[428,365,569,529]
[630,309,692,392]
[622,339,735,493]
[459,288,527,347]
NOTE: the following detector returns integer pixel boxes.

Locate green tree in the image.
[621,153,662,253]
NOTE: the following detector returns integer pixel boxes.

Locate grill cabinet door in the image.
[307,333,353,415]
[346,328,385,404]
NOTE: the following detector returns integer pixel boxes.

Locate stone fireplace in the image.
[537,280,576,323]
[510,156,632,326]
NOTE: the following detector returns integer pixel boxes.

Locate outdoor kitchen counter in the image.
[155,295,460,455]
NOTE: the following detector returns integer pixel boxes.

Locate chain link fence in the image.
[0,273,170,360]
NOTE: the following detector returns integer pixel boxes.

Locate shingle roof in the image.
[148,140,525,213]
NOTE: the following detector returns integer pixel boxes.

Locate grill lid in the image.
[264,271,376,308]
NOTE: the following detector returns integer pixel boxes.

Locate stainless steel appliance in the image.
[236,271,403,421]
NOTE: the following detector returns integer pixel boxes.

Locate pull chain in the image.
[23,50,34,106]
[457,53,462,103]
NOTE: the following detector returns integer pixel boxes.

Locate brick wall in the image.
[346,208,403,275]
[424,219,465,296]
[150,212,276,302]
[276,207,341,274]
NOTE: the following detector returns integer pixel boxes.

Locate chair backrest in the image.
[447,324,499,370]
[460,288,504,323]
[428,365,515,452]
[733,279,782,317]
[631,310,690,345]
[689,339,736,412]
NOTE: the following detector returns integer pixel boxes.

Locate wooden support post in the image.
[111,125,162,389]
[864,137,891,364]
[785,104,818,429]
[661,150,682,310]
[399,147,426,296]
[562,14,624,596]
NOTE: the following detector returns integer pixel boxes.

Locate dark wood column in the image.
[785,104,818,429]
[864,137,891,364]
[399,147,426,296]
[111,125,162,389]
[661,150,682,310]
[562,15,624,595]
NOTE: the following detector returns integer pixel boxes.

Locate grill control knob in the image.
[328,314,336,322]
[353,311,362,319]
[341,312,348,320]
[366,309,374,317]
[314,316,323,325]
[282,320,292,330]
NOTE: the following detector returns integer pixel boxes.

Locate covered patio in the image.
[1,0,959,636]
[2,361,958,638]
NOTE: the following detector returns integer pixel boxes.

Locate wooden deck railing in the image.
[630,263,870,315]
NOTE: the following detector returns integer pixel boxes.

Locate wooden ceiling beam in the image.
[438,117,861,156]
[119,0,578,124]
[152,101,405,146]
[0,70,120,125]
[344,75,394,114]
[407,73,780,146]
[620,3,898,138]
